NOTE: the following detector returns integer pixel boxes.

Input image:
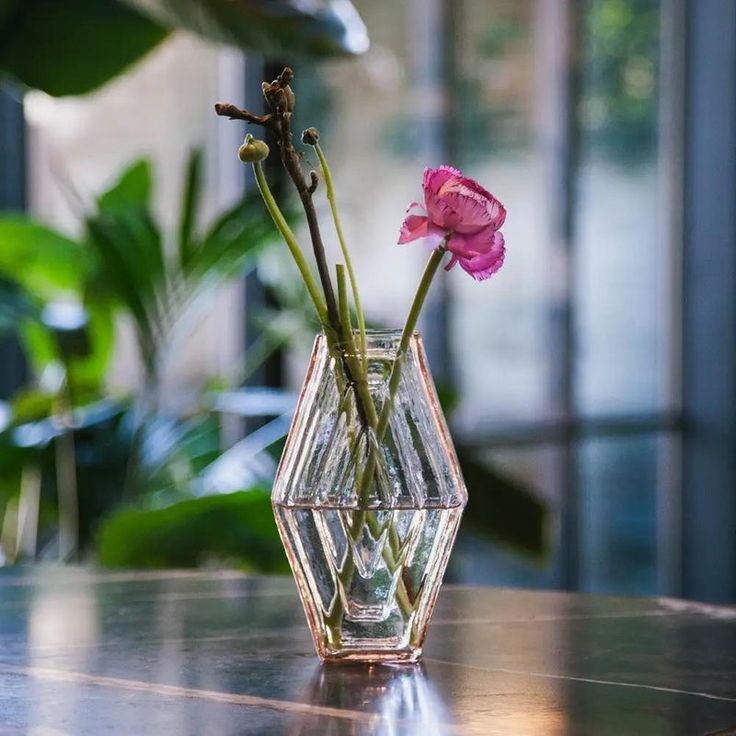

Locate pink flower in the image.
[398,166,506,281]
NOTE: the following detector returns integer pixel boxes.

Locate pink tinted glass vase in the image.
[273,330,466,662]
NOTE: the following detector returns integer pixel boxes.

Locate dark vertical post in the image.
[0,85,27,398]
[681,0,736,603]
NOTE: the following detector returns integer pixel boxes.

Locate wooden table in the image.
[1,568,735,734]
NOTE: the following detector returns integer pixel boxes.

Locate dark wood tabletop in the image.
[0,568,735,735]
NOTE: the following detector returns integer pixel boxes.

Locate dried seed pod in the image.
[301,127,320,146]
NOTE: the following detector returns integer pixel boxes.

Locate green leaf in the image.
[94,160,164,295]
[98,159,152,214]
[189,194,291,279]
[87,160,165,365]
[0,277,38,334]
[67,295,116,391]
[85,217,159,352]
[122,0,369,58]
[134,414,222,494]
[9,388,56,424]
[166,193,288,344]
[0,0,169,96]
[0,217,87,298]
[178,149,203,270]
[457,447,550,559]
[17,319,57,375]
[96,489,288,571]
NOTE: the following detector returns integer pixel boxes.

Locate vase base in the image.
[319,647,423,664]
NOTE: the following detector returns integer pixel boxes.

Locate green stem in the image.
[377,243,448,437]
[315,143,367,367]
[355,243,448,509]
[252,161,328,324]
[336,265,379,429]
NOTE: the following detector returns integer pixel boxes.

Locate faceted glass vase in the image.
[273,330,467,662]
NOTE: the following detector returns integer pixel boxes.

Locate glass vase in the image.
[273,330,466,662]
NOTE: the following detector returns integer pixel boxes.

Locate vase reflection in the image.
[289,662,453,735]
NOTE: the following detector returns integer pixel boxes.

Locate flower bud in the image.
[238,135,270,163]
[301,127,320,146]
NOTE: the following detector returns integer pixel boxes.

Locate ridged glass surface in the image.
[273,330,467,662]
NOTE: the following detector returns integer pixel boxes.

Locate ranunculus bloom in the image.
[398,165,506,281]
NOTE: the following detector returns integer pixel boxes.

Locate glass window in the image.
[578,435,659,594]
[293,0,673,594]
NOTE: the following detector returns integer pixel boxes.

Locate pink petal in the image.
[455,178,507,229]
[398,214,430,244]
[447,226,495,258]
[444,254,459,271]
[422,166,462,197]
[423,167,463,229]
[439,184,506,233]
[458,232,505,281]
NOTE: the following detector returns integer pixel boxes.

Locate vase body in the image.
[273,330,466,662]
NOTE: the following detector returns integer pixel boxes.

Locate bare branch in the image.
[214,103,271,127]
[308,170,319,195]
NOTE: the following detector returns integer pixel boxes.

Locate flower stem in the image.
[315,143,367,367]
[336,264,378,428]
[252,161,328,324]
[355,243,448,507]
[378,242,448,437]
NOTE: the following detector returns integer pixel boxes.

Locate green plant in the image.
[97,489,287,571]
[0,0,368,96]
[0,152,288,563]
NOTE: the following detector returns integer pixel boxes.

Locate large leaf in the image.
[457,447,549,558]
[96,489,288,571]
[123,0,369,58]
[0,0,169,96]
[1,0,366,98]
[0,217,87,298]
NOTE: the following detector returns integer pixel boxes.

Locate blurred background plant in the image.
[0,152,293,568]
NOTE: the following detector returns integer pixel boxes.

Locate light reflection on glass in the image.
[290,663,452,735]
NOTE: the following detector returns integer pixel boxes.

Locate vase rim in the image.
[316,329,422,355]
[318,328,421,337]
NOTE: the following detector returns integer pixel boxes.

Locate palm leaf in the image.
[178,149,203,271]
[0,217,87,298]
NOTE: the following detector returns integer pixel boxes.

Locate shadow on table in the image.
[288,661,453,734]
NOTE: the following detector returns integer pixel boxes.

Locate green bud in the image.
[238,134,270,163]
[301,127,320,146]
